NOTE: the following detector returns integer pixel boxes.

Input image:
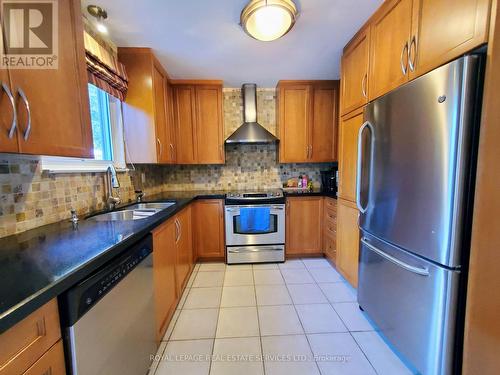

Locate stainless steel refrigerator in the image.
[357,55,483,375]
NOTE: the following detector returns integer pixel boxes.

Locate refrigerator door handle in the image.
[361,238,430,276]
[356,121,374,213]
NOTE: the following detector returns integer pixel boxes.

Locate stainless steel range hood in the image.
[225,83,279,144]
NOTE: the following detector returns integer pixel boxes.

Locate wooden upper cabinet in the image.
[278,81,338,163]
[172,82,224,164]
[310,82,339,162]
[277,83,310,162]
[194,199,225,260]
[195,85,224,164]
[6,0,93,157]
[409,0,491,78]
[119,48,174,164]
[173,85,197,164]
[369,0,413,101]
[152,219,178,340]
[338,108,364,203]
[341,26,370,115]
[0,69,17,154]
[286,197,323,255]
[336,198,360,288]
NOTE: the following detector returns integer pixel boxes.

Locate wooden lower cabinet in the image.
[194,200,225,260]
[152,219,178,340]
[323,197,338,264]
[22,341,65,375]
[336,198,360,288]
[286,197,323,256]
[175,206,194,295]
[0,299,62,375]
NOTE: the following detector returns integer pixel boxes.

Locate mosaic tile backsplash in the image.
[0,88,333,238]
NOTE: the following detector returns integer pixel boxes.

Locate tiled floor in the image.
[149,258,414,375]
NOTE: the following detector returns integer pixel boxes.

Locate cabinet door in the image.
[286,197,323,255]
[410,0,490,78]
[195,85,224,164]
[341,27,370,115]
[173,85,197,164]
[338,109,363,203]
[153,65,169,163]
[164,81,176,163]
[369,0,413,101]
[11,0,93,157]
[175,206,193,294]
[336,198,360,288]
[0,68,18,153]
[310,84,338,162]
[152,220,178,340]
[278,84,311,162]
[22,340,66,375]
[194,200,225,260]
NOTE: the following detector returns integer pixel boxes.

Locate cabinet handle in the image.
[408,36,417,72]
[361,73,367,98]
[175,219,180,243]
[2,83,17,139]
[219,145,223,160]
[400,41,409,76]
[157,138,163,159]
[309,145,313,159]
[18,88,31,141]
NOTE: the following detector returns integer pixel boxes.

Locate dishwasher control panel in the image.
[59,235,152,327]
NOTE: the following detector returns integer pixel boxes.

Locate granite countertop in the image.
[0,189,336,333]
[283,188,338,199]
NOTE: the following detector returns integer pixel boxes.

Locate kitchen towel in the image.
[239,207,271,233]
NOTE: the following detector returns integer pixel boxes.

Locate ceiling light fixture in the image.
[87,5,108,34]
[240,0,298,42]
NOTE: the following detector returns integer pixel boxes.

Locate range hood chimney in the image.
[225,83,279,144]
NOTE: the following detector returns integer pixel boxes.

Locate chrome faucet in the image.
[106,165,121,210]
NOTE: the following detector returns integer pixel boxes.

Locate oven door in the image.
[225,204,285,246]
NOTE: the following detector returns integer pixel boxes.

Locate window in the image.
[40,84,126,173]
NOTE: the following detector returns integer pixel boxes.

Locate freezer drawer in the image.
[358,233,460,375]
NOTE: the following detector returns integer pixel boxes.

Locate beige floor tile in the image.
[261,335,319,375]
[192,271,225,288]
[224,269,254,286]
[301,257,332,269]
[170,308,219,340]
[295,304,348,333]
[184,287,222,309]
[280,268,315,284]
[253,269,284,285]
[308,267,343,283]
[333,302,374,331]
[199,262,226,272]
[352,331,413,375]
[253,263,279,270]
[278,259,306,270]
[226,264,253,270]
[162,309,181,341]
[220,286,256,307]
[287,283,328,304]
[307,333,376,375]
[155,339,212,375]
[318,282,357,303]
[210,337,264,375]
[216,307,260,338]
[255,285,292,306]
[258,305,303,336]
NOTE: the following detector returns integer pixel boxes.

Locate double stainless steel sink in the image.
[89,202,176,222]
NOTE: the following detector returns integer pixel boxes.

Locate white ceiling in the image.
[82,0,382,87]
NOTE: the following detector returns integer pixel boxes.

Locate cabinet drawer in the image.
[324,208,337,225]
[324,198,337,212]
[22,340,65,375]
[325,220,337,238]
[324,235,337,261]
[0,299,61,375]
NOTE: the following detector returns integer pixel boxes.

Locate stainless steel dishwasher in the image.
[59,235,157,375]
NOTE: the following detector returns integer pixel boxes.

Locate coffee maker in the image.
[320,165,338,193]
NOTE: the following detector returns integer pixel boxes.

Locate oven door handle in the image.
[228,246,284,253]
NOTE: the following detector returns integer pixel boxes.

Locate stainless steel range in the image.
[225,191,285,264]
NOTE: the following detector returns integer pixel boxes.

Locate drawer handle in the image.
[36,317,47,336]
